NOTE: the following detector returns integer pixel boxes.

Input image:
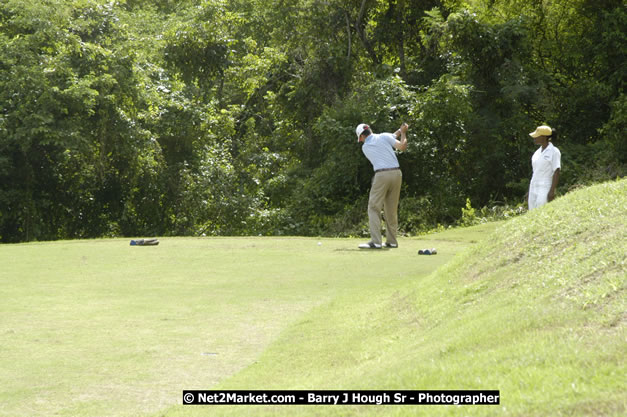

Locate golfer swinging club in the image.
[356,122,408,249]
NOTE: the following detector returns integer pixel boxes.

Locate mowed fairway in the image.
[0,227,495,417]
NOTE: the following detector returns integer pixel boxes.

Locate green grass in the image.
[0,224,491,417]
[1,179,625,417]
[159,179,625,417]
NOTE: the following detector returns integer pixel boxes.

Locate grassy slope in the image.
[0,225,491,417]
[163,179,626,417]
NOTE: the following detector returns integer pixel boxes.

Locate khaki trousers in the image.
[368,169,402,245]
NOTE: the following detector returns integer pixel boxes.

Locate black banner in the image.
[182,390,500,405]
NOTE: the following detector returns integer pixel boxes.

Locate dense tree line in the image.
[0,0,624,242]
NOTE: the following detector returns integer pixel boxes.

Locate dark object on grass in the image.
[130,238,159,246]
[418,248,437,255]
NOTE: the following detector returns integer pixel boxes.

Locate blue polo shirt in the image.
[361,133,399,171]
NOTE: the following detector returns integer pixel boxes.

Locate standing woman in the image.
[528,125,561,210]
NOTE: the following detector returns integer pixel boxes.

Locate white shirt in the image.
[531,142,561,185]
[361,133,399,171]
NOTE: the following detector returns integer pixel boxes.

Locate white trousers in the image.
[528,182,551,210]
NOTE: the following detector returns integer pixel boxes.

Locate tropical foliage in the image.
[1,0,624,242]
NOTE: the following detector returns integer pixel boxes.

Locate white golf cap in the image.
[355,123,370,141]
[529,125,552,138]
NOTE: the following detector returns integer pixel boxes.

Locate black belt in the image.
[374,167,400,173]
